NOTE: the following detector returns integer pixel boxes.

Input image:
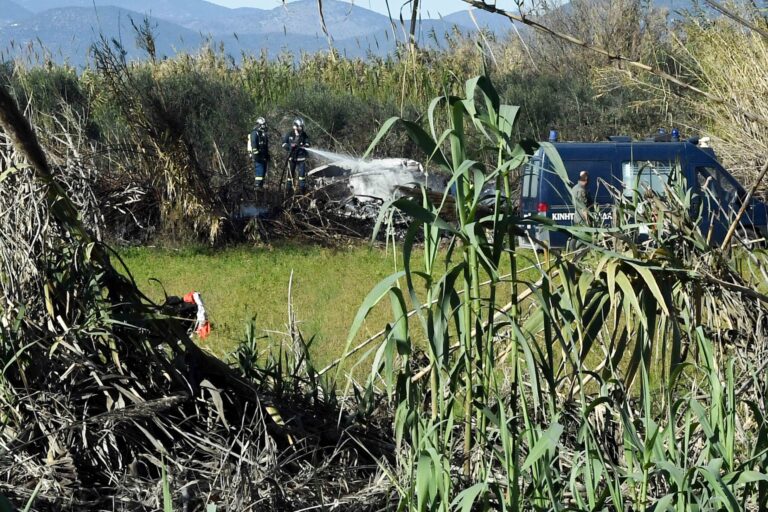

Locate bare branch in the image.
[704,0,768,40]
[721,158,768,250]
[0,83,92,243]
[408,0,420,52]
[316,0,336,58]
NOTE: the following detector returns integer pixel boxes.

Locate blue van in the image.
[519,138,768,248]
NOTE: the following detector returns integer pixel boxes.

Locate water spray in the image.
[306,147,426,177]
[306,147,366,172]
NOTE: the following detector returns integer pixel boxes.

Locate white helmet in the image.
[255,117,266,130]
[293,118,304,130]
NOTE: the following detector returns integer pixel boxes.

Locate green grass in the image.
[118,242,401,367]
[118,241,541,369]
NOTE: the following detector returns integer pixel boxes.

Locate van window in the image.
[696,166,741,218]
[622,160,672,197]
[696,166,739,196]
[522,159,540,198]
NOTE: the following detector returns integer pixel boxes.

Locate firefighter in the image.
[282,118,311,193]
[247,117,270,193]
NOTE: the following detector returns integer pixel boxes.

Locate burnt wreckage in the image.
[309,157,447,220]
[235,156,451,239]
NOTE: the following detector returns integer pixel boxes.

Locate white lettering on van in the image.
[550,211,613,222]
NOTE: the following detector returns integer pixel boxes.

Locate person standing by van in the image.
[572,171,593,225]
[568,170,593,253]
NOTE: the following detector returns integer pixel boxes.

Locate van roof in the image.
[544,140,716,160]
[549,141,694,149]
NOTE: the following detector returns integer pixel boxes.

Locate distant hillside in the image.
[14,0,237,23]
[0,0,32,25]
[253,0,391,39]
[652,0,706,19]
[442,8,517,35]
[10,0,462,39]
[0,4,401,66]
[0,0,513,66]
[650,0,698,11]
[0,6,200,65]
[0,0,707,66]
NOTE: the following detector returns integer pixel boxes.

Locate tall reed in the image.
[345,74,768,510]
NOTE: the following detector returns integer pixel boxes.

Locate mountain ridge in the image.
[0,0,32,25]
[0,0,697,66]
[0,0,511,65]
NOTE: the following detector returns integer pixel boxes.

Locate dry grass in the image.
[681,17,768,182]
[0,81,393,511]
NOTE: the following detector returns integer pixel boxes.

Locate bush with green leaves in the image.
[0,22,691,244]
[344,73,768,510]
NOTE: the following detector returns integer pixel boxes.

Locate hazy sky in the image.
[207,0,478,17]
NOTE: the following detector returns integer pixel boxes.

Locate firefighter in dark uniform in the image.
[282,118,310,193]
[248,117,270,193]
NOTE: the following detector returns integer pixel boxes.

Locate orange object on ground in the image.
[196,321,211,339]
[180,291,210,339]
